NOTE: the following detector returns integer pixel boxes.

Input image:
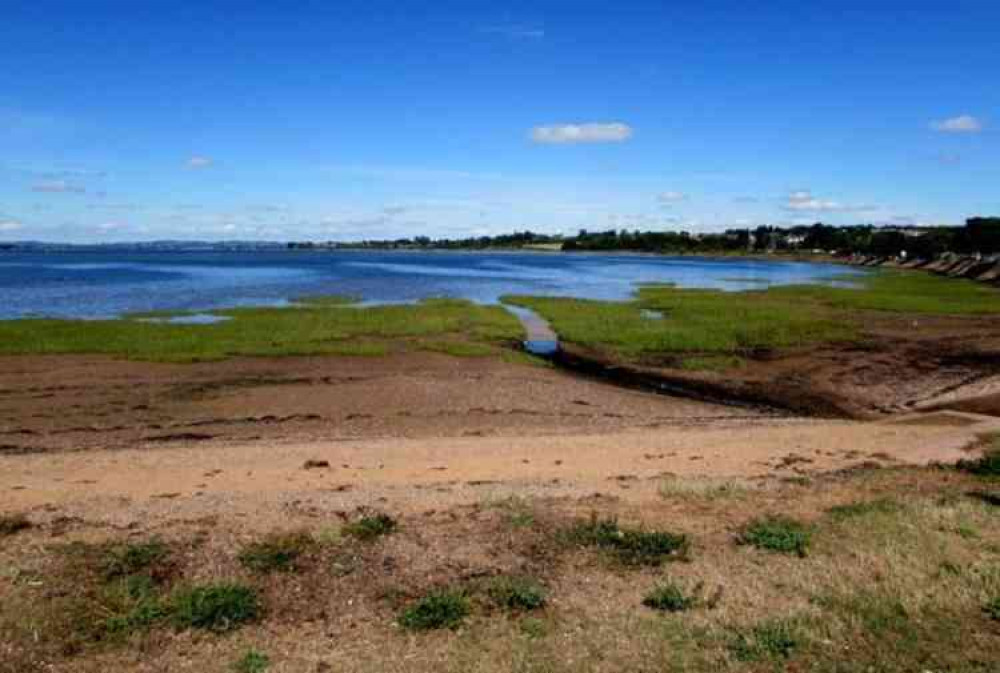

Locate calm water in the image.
[0,250,863,320]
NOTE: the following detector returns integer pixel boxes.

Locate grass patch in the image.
[729,618,802,662]
[238,532,312,573]
[985,597,1000,621]
[419,339,496,357]
[100,538,170,581]
[737,515,811,557]
[343,512,397,541]
[102,575,168,637]
[567,515,689,566]
[826,497,902,520]
[503,270,1000,364]
[958,437,1000,477]
[398,589,471,630]
[486,495,536,528]
[642,580,701,612]
[0,297,522,363]
[170,583,261,633]
[486,576,547,611]
[232,649,271,673]
[0,513,31,537]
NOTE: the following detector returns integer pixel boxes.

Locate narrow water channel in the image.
[501,304,560,356]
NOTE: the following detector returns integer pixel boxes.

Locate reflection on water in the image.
[0,250,866,320]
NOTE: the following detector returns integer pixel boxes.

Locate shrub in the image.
[730,619,801,661]
[238,533,311,573]
[642,581,699,612]
[0,513,31,537]
[233,649,270,672]
[399,590,470,630]
[737,516,811,557]
[487,576,547,611]
[343,512,397,541]
[101,539,170,580]
[568,515,689,566]
[170,583,261,632]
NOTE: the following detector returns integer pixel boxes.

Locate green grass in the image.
[232,649,271,673]
[567,515,690,566]
[398,589,471,630]
[486,576,547,611]
[503,269,1000,364]
[343,512,397,541]
[737,516,812,557]
[169,583,261,633]
[958,437,1000,477]
[237,533,312,573]
[728,618,802,662]
[100,539,170,581]
[642,581,700,612]
[826,497,902,520]
[985,597,1000,621]
[0,297,522,363]
[102,575,168,637]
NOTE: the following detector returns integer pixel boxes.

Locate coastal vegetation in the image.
[504,269,1000,368]
[4,464,1000,671]
[0,298,522,363]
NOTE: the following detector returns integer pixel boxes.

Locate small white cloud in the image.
[657,191,688,205]
[784,189,875,213]
[930,115,983,133]
[187,155,214,169]
[530,122,633,144]
[30,179,85,193]
[0,219,23,232]
[97,221,127,232]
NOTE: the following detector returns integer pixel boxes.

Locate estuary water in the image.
[0,250,862,320]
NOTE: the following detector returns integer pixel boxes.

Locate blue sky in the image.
[1,0,997,242]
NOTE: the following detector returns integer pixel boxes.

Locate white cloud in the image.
[657,190,688,205]
[0,219,23,232]
[31,179,85,193]
[530,123,633,144]
[930,114,983,133]
[784,189,876,213]
[97,221,127,232]
[187,155,214,169]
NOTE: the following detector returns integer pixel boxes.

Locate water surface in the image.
[0,250,863,320]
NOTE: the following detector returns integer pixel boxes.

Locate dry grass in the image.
[2,466,1000,672]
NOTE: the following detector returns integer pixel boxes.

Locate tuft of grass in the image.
[398,589,471,631]
[659,478,749,500]
[737,515,811,557]
[486,576,547,611]
[102,575,168,637]
[486,495,536,528]
[101,539,170,581]
[238,532,312,573]
[985,597,1000,621]
[232,648,271,673]
[343,512,397,541]
[0,513,31,537]
[958,439,1000,477]
[419,339,496,357]
[642,580,700,613]
[567,514,690,566]
[170,583,261,633]
[729,619,802,662]
[827,497,902,520]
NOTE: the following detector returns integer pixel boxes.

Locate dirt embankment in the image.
[550,312,1000,420]
[0,353,764,456]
